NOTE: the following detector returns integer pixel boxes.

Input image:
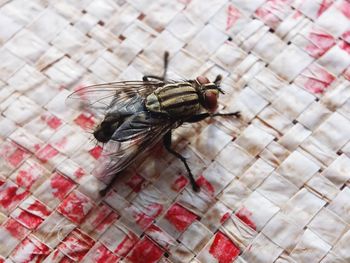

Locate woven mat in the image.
[1,0,350,262]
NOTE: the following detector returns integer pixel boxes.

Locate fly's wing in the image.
[66,81,163,116]
[93,111,178,184]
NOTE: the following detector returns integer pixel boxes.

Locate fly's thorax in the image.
[145,82,201,118]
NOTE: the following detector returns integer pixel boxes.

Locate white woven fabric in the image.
[0,0,350,262]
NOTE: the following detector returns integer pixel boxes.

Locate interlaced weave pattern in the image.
[0,0,350,262]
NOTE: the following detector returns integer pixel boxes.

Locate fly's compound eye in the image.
[204,90,219,112]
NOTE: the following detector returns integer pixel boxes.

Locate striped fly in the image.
[67,52,240,196]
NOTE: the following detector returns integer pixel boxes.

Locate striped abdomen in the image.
[145,82,200,118]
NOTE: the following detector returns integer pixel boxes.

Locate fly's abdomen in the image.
[146,83,200,117]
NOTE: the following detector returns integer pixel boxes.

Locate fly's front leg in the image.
[163,131,200,192]
[143,75,164,82]
[213,111,241,118]
[142,51,169,82]
[162,51,169,79]
[185,111,241,123]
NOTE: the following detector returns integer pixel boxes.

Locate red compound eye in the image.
[205,91,218,112]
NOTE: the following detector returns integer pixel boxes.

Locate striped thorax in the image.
[145,82,201,118]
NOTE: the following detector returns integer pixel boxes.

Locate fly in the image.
[67,52,240,196]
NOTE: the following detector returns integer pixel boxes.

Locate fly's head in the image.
[93,115,119,143]
[195,75,225,112]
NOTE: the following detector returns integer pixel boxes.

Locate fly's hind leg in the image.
[143,51,169,82]
[163,131,200,192]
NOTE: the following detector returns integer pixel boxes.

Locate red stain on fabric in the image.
[147,224,162,233]
[34,144,41,151]
[235,207,256,230]
[7,148,28,167]
[135,212,153,230]
[60,256,72,262]
[74,113,95,130]
[135,204,163,229]
[209,231,240,263]
[171,175,188,192]
[93,244,119,263]
[342,30,350,43]
[341,0,350,19]
[73,84,89,100]
[220,212,231,224]
[304,71,335,94]
[0,184,28,210]
[126,238,163,263]
[344,67,350,80]
[148,203,163,218]
[4,219,28,239]
[226,4,240,31]
[339,40,350,54]
[89,146,103,159]
[54,136,68,149]
[178,0,191,4]
[50,173,75,200]
[58,229,95,261]
[36,144,59,162]
[27,200,51,218]
[292,10,302,19]
[46,115,62,129]
[89,204,112,227]
[145,225,167,249]
[196,175,215,196]
[16,170,33,189]
[255,1,283,29]
[145,224,174,250]
[50,249,62,260]
[317,0,334,17]
[15,209,43,229]
[12,237,50,262]
[125,173,144,192]
[57,191,92,224]
[165,203,197,232]
[15,162,45,190]
[96,212,119,232]
[305,30,335,58]
[298,64,335,94]
[114,232,138,257]
[74,167,85,179]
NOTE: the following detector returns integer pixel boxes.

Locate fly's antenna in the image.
[213,74,222,85]
[213,74,225,94]
[163,51,169,80]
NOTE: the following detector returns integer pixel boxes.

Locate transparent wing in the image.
[66,81,163,115]
[93,111,178,183]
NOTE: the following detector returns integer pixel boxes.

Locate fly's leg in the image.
[213,112,241,118]
[162,51,169,79]
[142,51,169,82]
[186,111,241,123]
[163,131,200,192]
[143,75,164,81]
